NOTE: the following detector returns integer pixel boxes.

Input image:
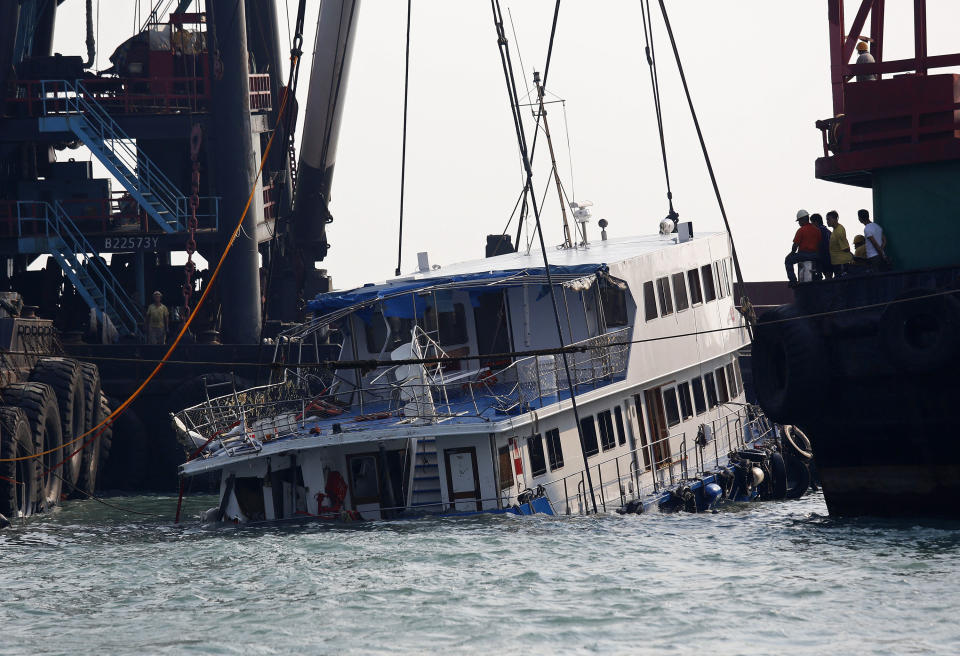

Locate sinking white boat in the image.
[173,227,765,523]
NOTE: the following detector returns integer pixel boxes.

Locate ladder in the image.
[406,437,443,512]
[36,79,213,234]
[17,201,141,337]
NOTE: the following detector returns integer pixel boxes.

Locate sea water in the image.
[1,492,958,655]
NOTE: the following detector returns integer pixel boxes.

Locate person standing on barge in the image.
[858,209,887,270]
[145,291,170,345]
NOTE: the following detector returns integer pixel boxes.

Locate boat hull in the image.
[752,265,960,519]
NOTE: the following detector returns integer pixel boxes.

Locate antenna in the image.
[533,70,573,249]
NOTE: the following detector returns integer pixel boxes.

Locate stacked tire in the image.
[0,407,40,518]
[0,382,63,510]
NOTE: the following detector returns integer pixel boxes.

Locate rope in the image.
[656,0,745,295]
[491,0,599,514]
[639,0,676,221]
[0,61,299,464]
[395,0,413,277]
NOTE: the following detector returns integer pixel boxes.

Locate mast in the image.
[533,71,573,249]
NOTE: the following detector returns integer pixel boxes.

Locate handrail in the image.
[39,80,187,231]
[15,200,141,334]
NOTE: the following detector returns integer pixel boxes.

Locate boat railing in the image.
[540,404,777,515]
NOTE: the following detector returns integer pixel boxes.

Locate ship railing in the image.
[540,404,776,515]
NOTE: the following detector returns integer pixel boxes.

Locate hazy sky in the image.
[52,1,960,290]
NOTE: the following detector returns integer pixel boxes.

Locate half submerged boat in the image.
[172,228,809,523]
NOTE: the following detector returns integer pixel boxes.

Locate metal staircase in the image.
[16,201,142,337]
[407,437,443,511]
[36,79,198,233]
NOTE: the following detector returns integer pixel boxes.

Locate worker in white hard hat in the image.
[856,40,877,82]
[784,210,821,284]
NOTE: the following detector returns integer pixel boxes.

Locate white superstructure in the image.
[175,230,752,522]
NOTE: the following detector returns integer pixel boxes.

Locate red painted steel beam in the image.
[843,0,875,64]
[829,0,846,117]
[871,0,884,63]
[848,52,960,77]
[914,0,928,75]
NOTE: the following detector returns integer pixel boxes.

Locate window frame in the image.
[704,371,719,408]
[656,277,674,316]
[691,376,707,415]
[614,405,627,446]
[527,433,547,477]
[597,409,616,451]
[687,269,703,306]
[715,367,731,404]
[600,284,629,327]
[545,428,564,471]
[677,381,694,420]
[643,281,658,322]
[672,272,689,312]
[662,386,681,427]
[580,416,600,457]
[701,264,717,303]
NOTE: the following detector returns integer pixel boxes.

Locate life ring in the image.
[782,425,813,461]
[751,305,827,425]
[879,289,960,372]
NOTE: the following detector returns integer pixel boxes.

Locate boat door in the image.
[346,453,383,519]
[643,388,671,468]
[443,446,482,511]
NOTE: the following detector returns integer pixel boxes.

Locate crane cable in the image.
[0,64,299,466]
[491,0,599,514]
[394,0,412,277]
[639,0,676,222]
[655,0,747,302]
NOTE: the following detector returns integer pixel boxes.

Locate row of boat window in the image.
[661,361,743,428]
[643,258,733,322]
[522,357,744,479]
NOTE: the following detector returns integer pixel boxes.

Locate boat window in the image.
[714,261,729,298]
[687,269,703,305]
[474,292,511,362]
[704,371,719,408]
[691,376,707,415]
[600,284,629,327]
[348,455,380,505]
[725,363,739,397]
[614,405,626,446]
[425,302,468,346]
[672,272,689,311]
[701,264,717,302]
[364,312,413,353]
[633,395,651,471]
[678,382,694,420]
[731,359,744,397]
[656,277,673,316]
[598,410,616,451]
[527,434,547,477]
[715,367,730,404]
[580,415,600,456]
[498,446,514,490]
[662,387,681,427]
[545,428,564,470]
[723,259,733,298]
[643,281,658,321]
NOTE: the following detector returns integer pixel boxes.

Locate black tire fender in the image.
[0,407,40,518]
[75,362,103,496]
[1,382,63,510]
[768,451,787,500]
[784,452,811,499]
[752,305,827,425]
[880,289,960,372]
[30,357,85,489]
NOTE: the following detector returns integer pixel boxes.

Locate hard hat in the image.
[153,290,163,297]
[856,41,869,52]
[796,209,809,221]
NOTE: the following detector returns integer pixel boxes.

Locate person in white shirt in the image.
[858,209,887,269]
[855,41,877,82]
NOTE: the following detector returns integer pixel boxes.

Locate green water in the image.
[1,492,958,655]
